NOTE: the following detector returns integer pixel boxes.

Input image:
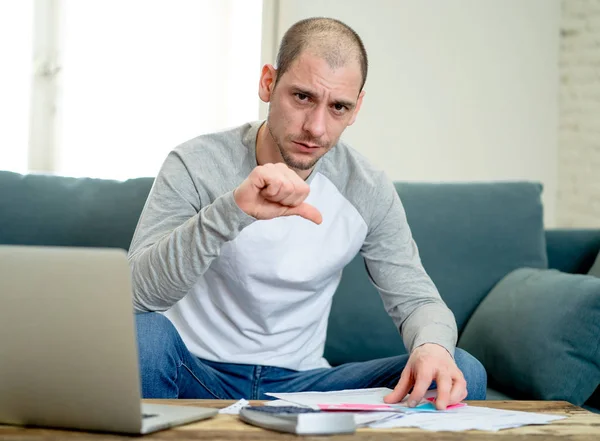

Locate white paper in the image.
[218,398,250,414]
[353,412,402,427]
[264,387,440,427]
[265,387,438,411]
[264,388,566,432]
[369,405,566,431]
[265,387,395,409]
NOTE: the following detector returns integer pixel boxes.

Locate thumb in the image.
[285,203,323,225]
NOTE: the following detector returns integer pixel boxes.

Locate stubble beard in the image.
[268,125,322,171]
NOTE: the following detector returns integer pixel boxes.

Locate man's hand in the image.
[234,163,322,224]
[383,343,467,410]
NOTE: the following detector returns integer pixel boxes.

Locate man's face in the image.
[261,51,364,171]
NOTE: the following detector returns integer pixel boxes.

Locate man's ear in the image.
[258,64,277,103]
[348,90,365,126]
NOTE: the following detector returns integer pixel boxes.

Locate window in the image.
[2,0,263,180]
[0,0,34,174]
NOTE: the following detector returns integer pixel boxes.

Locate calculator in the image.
[238,405,356,435]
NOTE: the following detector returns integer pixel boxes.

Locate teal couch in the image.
[1,170,599,409]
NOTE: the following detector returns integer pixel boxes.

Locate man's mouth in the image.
[293,141,321,149]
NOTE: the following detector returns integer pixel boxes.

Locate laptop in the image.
[0,245,218,434]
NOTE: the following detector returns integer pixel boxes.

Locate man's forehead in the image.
[281,51,362,96]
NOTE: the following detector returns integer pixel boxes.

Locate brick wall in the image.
[559,0,600,227]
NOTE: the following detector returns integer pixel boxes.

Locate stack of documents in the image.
[263,387,567,431]
[368,404,566,431]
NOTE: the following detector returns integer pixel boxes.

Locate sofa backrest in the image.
[0,171,549,365]
[0,171,153,249]
[324,182,548,365]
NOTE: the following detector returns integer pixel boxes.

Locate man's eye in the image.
[295,93,309,101]
[334,103,347,112]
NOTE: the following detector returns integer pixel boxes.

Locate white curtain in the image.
[1,0,263,180]
[59,0,263,179]
[0,0,34,174]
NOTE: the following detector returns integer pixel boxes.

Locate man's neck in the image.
[256,122,313,180]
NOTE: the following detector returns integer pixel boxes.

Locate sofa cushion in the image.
[485,388,514,401]
[586,253,600,410]
[0,170,153,250]
[458,268,600,405]
[589,251,600,278]
[546,229,600,274]
[325,182,548,365]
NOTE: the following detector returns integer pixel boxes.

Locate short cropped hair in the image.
[274,17,368,92]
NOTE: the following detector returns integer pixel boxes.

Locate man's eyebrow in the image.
[291,86,317,98]
[290,86,356,109]
[333,99,356,109]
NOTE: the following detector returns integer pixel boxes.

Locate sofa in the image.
[1,169,599,411]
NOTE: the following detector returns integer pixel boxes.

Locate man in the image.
[128,17,487,409]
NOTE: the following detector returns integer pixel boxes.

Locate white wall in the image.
[558,0,600,228]
[263,0,560,227]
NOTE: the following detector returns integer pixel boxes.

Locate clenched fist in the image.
[234,163,322,224]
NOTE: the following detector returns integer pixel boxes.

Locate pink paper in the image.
[318,403,394,411]
[425,397,467,409]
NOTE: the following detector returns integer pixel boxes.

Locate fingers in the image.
[434,373,452,410]
[260,179,284,199]
[407,372,432,408]
[257,164,323,223]
[383,366,412,404]
[449,374,468,405]
[386,345,468,411]
[278,166,308,207]
[259,164,307,205]
[241,163,323,223]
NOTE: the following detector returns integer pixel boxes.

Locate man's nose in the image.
[303,105,327,139]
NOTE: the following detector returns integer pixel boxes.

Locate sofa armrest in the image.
[545,229,600,274]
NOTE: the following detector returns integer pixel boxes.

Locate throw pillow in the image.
[458,268,600,405]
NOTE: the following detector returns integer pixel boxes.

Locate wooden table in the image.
[1,400,599,440]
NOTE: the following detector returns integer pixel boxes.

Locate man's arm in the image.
[360,177,468,409]
[360,178,458,356]
[128,157,321,313]
[127,150,256,312]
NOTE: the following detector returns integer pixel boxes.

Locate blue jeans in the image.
[135,312,487,400]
